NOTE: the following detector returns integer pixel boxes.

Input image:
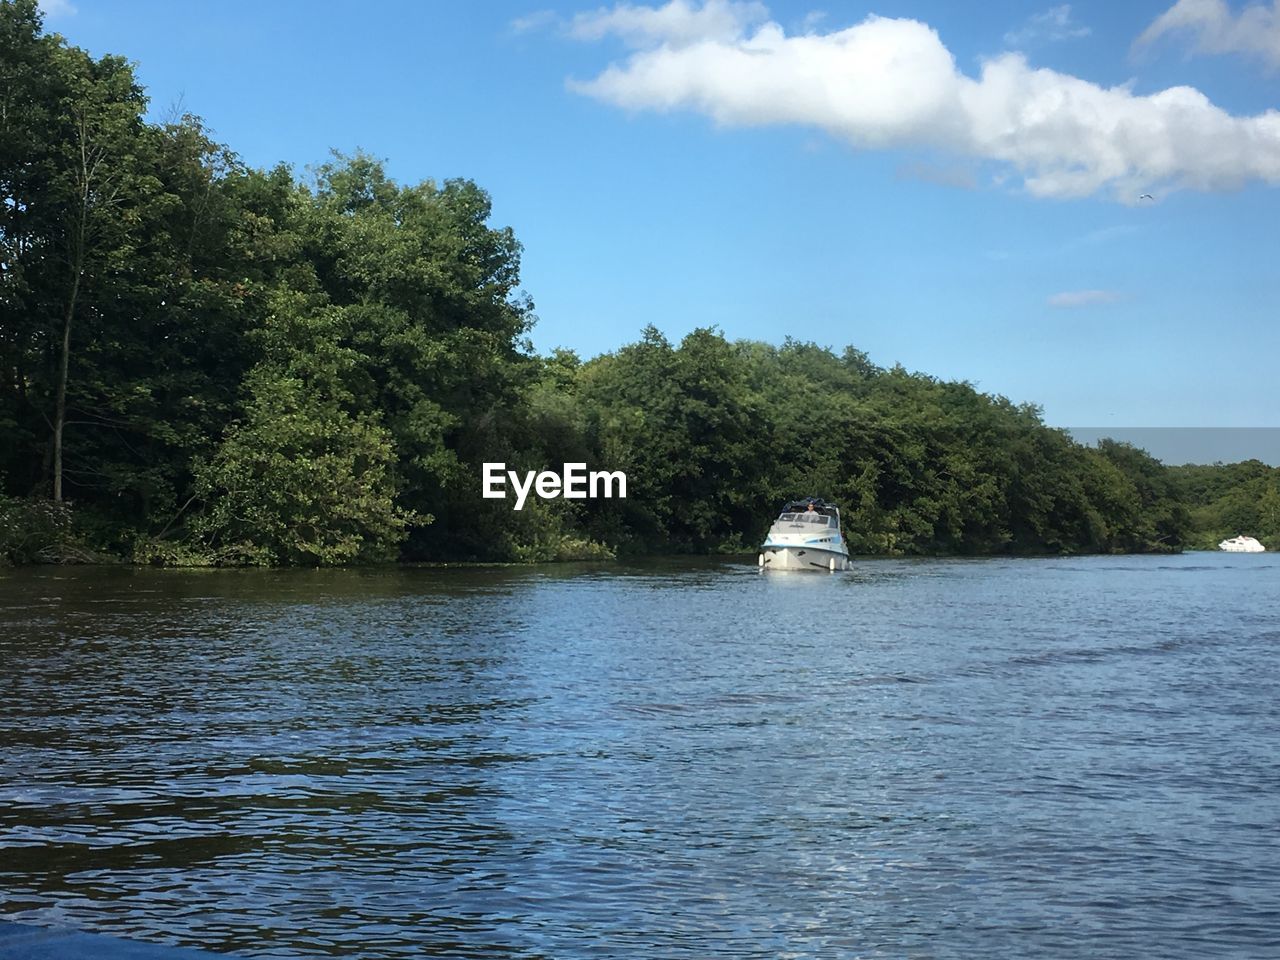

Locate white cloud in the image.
[1047,289,1123,307]
[38,0,77,17]
[510,9,559,34]
[1004,5,1091,48]
[569,0,768,46]
[566,2,1280,200]
[1137,0,1280,69]
[798,10,827,35]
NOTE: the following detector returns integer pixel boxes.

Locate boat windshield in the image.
[778,512,834,526]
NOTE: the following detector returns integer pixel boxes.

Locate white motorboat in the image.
[1219,535,1265,553]
[759,498,851,572]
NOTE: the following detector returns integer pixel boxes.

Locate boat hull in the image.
[759,544,850,572]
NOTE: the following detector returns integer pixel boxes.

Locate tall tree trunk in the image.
[52,265,79,502]
[53,128,89,506]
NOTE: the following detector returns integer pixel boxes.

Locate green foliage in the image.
[498,498,615,563]
[1,0,262,520]
[0,495,74,564]
[190,369,417,566]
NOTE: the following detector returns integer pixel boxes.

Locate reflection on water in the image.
[2,555,1279,958]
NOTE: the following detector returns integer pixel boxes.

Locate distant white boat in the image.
[1219,535,1265,553]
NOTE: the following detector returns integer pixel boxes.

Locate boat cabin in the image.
[777,511,837,527]
[775,498,842,530]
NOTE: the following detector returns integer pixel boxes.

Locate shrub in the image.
[0,497,77,564]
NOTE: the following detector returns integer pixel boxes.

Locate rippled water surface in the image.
[2,555,1278,958]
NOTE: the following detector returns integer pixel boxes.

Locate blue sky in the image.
[39,0,1280,428]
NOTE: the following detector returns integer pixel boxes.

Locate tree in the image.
[193,369,413,565]
[293,154,537,557]
[48,42,148,500]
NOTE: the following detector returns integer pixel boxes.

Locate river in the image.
[1,554,1277,958]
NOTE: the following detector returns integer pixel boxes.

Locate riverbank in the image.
[1,541,1205,570]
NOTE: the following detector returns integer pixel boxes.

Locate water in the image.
[1,554,1277,959]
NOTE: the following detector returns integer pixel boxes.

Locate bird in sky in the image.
[1138,193,1154,201]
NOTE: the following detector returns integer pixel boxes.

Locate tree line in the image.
[1,1,1272,565]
